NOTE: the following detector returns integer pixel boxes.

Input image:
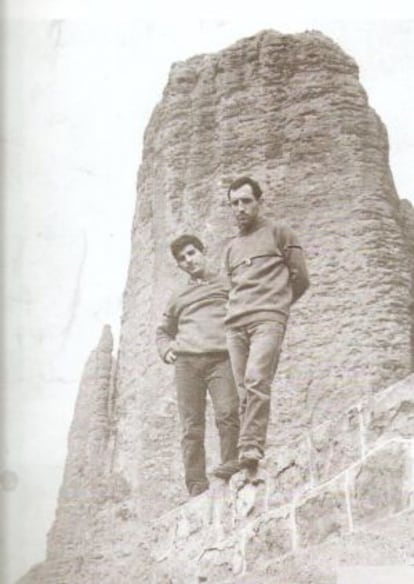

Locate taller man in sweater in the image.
[224,177,310,471]
[156,235,240,497]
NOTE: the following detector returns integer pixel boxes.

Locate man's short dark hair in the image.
[227,176,263,200]
[170,234,204,260]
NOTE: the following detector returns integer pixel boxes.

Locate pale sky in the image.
[2,2,414,582]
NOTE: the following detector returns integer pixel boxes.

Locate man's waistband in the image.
[175,350,229,357]
[225,310,288,329]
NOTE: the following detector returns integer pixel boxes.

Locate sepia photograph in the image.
[2,1,414,583]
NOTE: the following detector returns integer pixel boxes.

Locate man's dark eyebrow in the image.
[178,248,196,259]
[230,197,253,204]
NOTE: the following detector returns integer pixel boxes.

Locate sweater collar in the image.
[189,270,216,285]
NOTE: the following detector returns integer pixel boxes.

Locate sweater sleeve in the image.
[155,296,178,362]
[221,241,233,287]
[223,244,230,275]
[278,224,310,304]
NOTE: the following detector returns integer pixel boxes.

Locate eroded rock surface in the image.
[116,29,414,519]
[19,29,414,584]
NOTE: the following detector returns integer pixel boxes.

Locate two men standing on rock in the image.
[156,177,310,496]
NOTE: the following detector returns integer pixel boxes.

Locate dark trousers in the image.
[226,321,286,455]
[174,353,240,493]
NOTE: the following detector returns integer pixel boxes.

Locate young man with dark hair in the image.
[225,177,310,471]
[156,234,240,497]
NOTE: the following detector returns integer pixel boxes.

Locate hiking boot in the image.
[213,459,241,480]
[239,446,262,471]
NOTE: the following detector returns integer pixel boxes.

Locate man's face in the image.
[176,244,207,279]
[228,184,261,231]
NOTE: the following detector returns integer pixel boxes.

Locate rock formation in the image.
[20,30,414,584]
[116,27,414,518]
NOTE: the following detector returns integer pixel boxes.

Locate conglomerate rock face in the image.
[114,29,414,519]
[19,29,414,584]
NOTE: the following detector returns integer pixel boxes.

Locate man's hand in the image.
[164,349,177,364]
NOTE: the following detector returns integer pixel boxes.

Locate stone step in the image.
[138,375,414,583]
[261,373,414,509]
[143,435,414,583]
[232,506,414,584]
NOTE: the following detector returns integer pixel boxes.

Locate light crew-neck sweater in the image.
[156,272,229,362]
[224,217,310,327]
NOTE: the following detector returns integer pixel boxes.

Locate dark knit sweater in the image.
[224,217,310,327]
[156,273,229,361]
